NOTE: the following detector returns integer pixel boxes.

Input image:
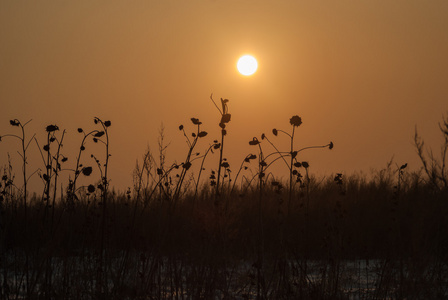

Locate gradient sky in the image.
[1,0,448,193]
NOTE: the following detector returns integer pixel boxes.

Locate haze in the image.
[1,0,447,192]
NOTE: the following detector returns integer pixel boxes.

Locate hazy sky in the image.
[1,0,448,193]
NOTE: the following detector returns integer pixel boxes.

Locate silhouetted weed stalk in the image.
[414,113,448,189]
[175,117,209,204]
[1,107,448,299]
[1,119,35,213]
[245,114,333,298]
[249,115,333,212]
[210,94,231,198]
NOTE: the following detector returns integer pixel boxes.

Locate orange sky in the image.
[1,0,448,193]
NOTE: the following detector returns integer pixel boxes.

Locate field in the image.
[1,108,448,299]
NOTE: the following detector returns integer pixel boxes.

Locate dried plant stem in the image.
[52,130,65,229]
[288,126,295,214]
[216,129,225,196]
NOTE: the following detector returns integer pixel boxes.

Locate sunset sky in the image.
[1,0,448,193]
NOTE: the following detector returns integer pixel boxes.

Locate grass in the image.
[1,104,448,299]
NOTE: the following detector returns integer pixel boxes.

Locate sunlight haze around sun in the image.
[237,55,258,76]
[1,0,448,193]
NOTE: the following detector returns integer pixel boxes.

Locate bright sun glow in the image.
[237,55,258,76]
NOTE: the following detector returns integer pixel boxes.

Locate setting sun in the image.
[2,2,448,298]
[237,55,258,76]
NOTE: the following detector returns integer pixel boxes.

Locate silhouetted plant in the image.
[156,125,171,201]
[140,161,181,213]
[248,136,267,299]
[91,117,112,201]
[38,125,60,202]
[0,158,16,204]
[174,117,208,204]
[193,139,220,202]
[66,124,103,204]
[244,115,334,298]
[414,113,448,190]
[334,173,345,195]
[92,117,112,295]
[133,146,154,203]
[5,107,448,299]
[39,125,67,229]
[270,115,333,212]
[393,163,407,198]
[230,153,257,195]
[210,94,231,198]
[0,119,35,213]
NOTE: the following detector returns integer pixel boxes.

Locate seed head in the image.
[191,118,202,125]
[10,120,20,126]
[249,137,260,146]
[46,125,59,132]
[289,115,302,127]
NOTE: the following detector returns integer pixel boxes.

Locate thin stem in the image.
[210,93,222,114]
[20,124,27,213]
[174,124,200,203]
[194,144,215,201]
[264,136,290,169]
[230,154,254,195]
[288,126,295,214]
[52,130,65,229]
[216,130,225,196]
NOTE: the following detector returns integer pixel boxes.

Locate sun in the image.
[237,55,258,76]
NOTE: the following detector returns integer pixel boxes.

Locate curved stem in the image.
[277,129,292,138]
[231,154,253,195]
[265,153,291,171]
[264,136,290,169]
[194,144,214,201]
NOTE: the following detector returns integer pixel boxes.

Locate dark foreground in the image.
[1,176,448,299]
